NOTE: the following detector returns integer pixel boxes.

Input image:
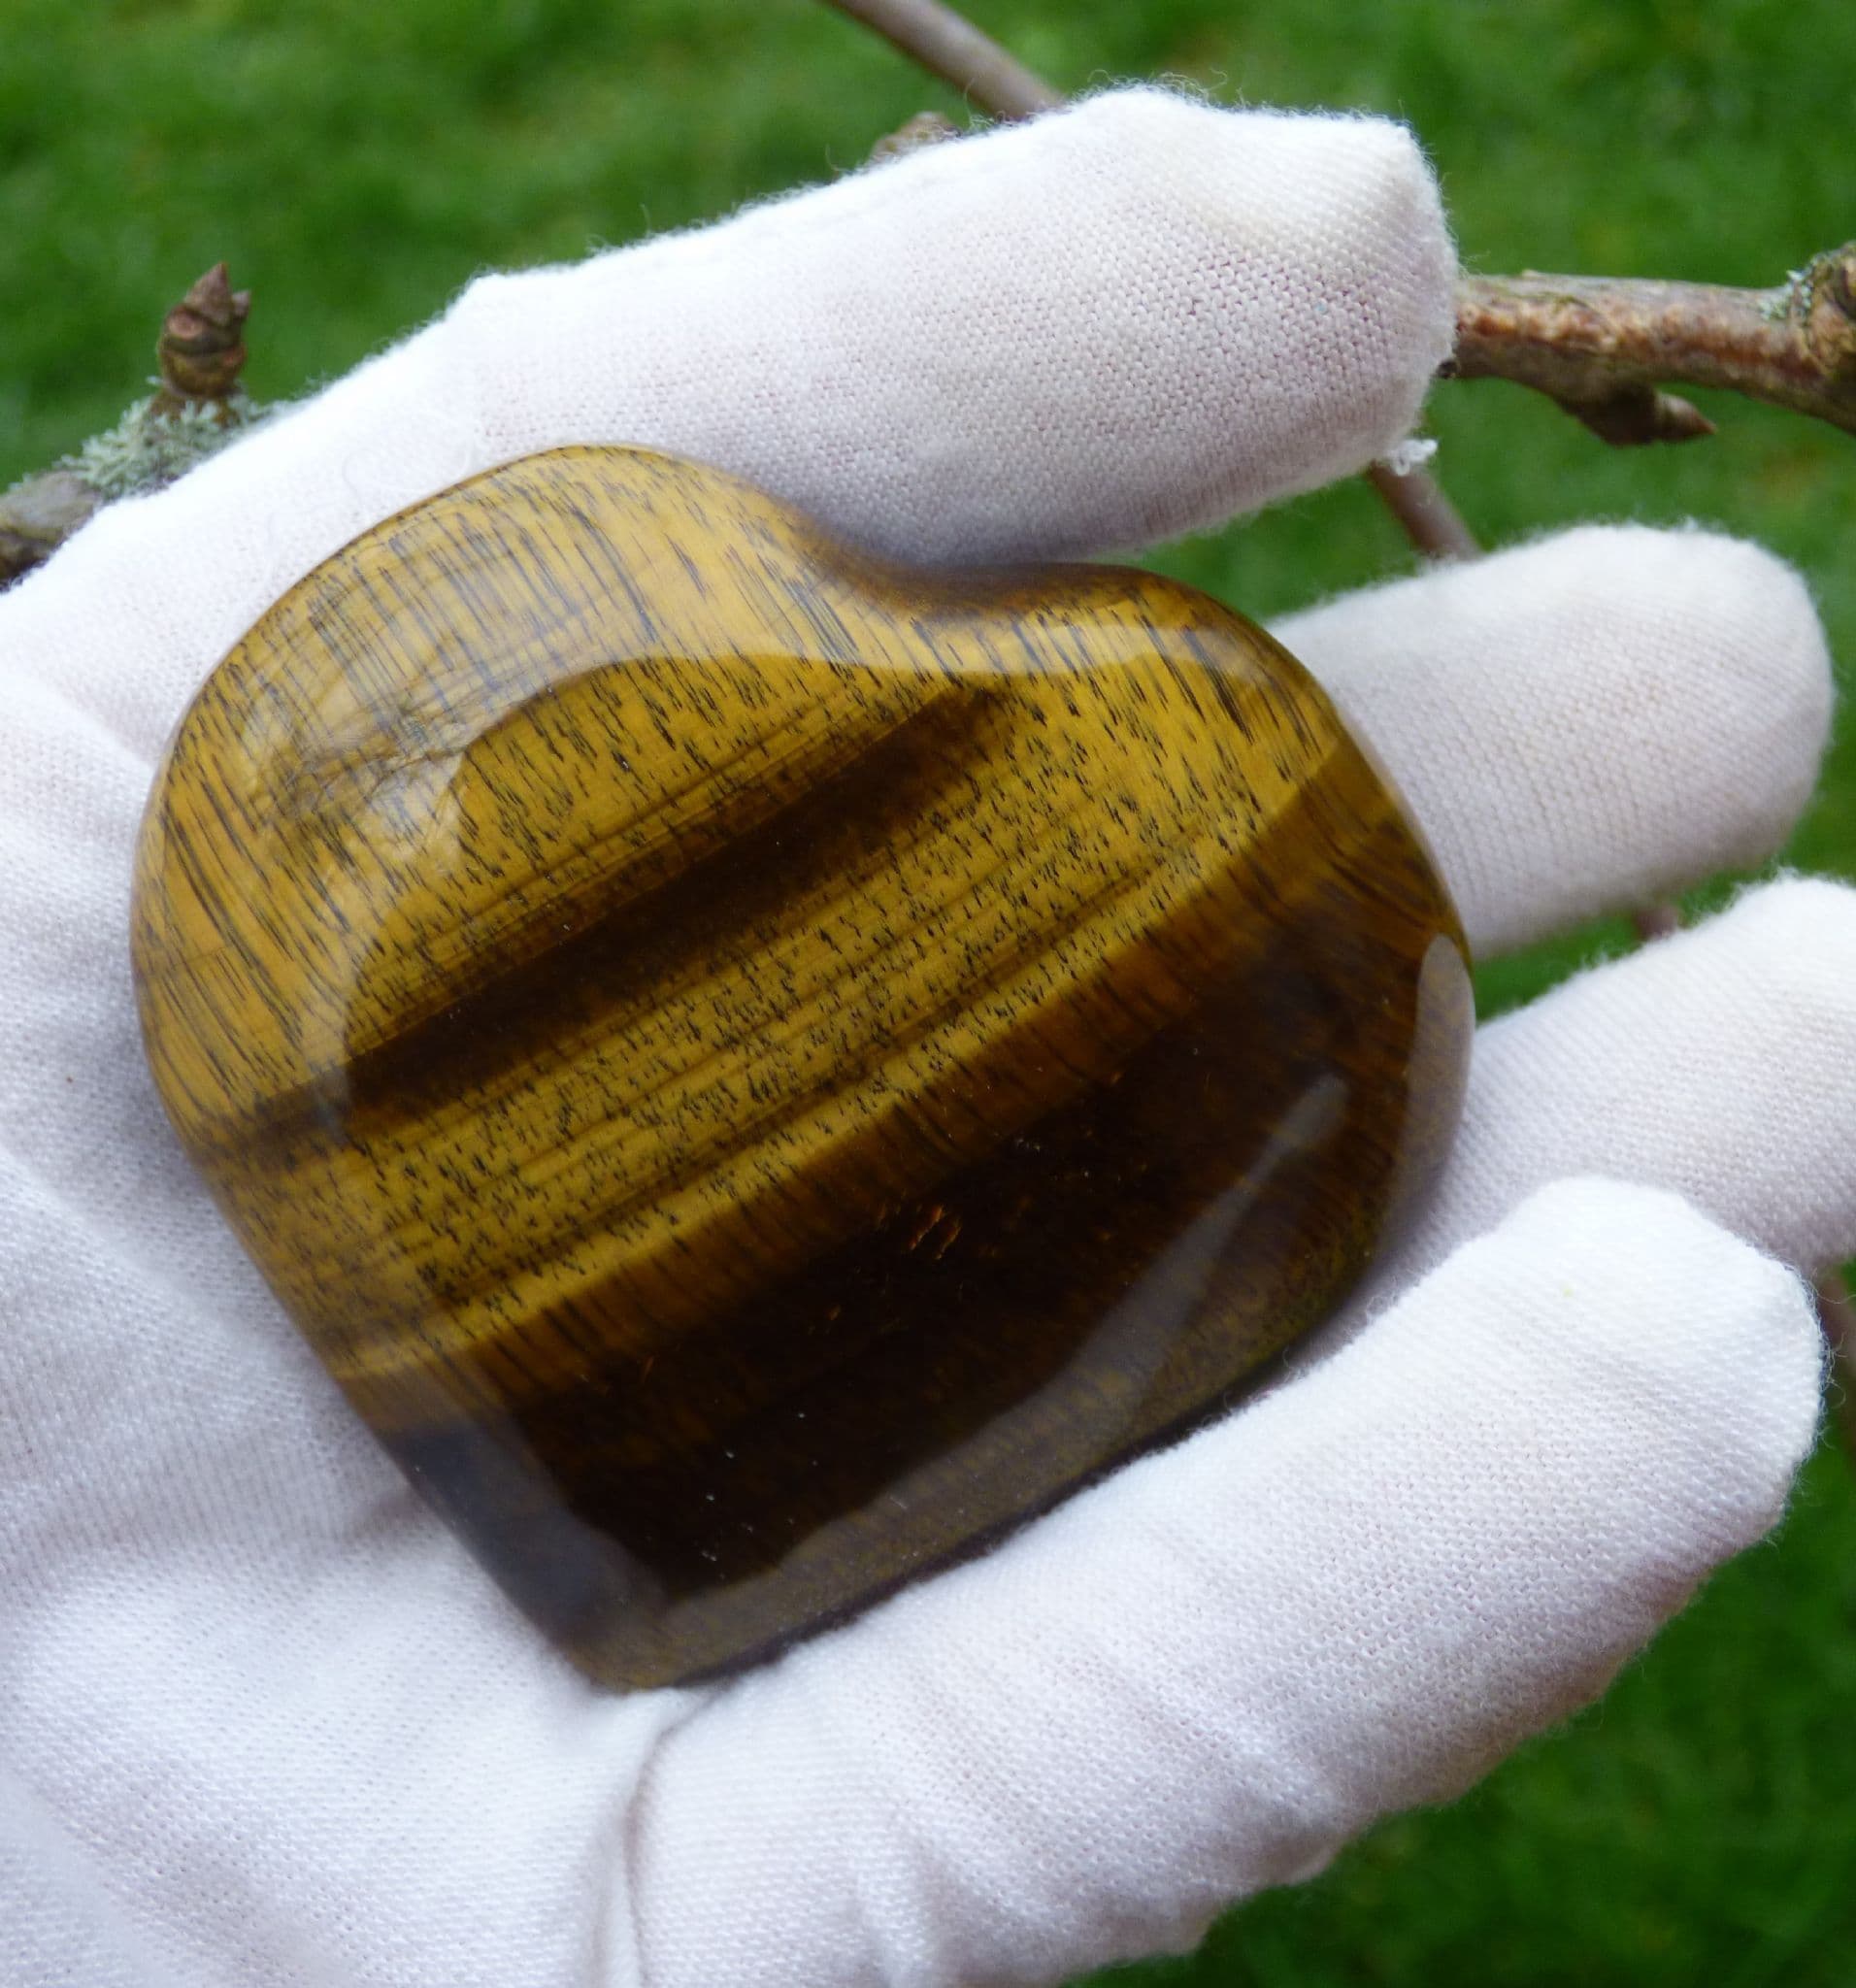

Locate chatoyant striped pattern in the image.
[132,446,1472,1687]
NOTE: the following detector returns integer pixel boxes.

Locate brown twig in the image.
[1363,461,1480,561]
[821,0,1062,119]
[1452,248,1856,444]
[0,264,251,587]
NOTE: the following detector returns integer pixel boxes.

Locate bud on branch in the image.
[0,263,259,587]
[1453,246,1856,444]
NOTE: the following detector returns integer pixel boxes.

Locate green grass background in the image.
[4,0,1853,1980]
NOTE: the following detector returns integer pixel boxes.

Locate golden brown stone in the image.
[131,446,1472,1688]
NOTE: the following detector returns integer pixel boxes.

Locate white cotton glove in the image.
[0,87,1844,1988]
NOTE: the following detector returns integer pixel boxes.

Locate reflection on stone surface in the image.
[131,446,1472,1688]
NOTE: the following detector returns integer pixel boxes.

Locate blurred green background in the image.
[4,0,1853,1980]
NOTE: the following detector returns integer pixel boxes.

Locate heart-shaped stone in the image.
[132,446,1471,1688]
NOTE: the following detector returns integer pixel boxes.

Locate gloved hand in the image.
[2,87,1847,1988]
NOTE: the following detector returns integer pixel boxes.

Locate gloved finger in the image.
[1339,873,1856,1310]
[626,1178,1820,1988]
[1275,525,1834,959]
[450,87,1453,561]
[5,86,1454,762]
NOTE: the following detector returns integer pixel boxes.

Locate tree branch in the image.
[1452,247,1856,443]
[821,0,1063,119]
[1363,461,1479,560]
[0,264,254,587]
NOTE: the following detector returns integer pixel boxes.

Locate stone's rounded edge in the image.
[1000,553,1473,976]
[128,443,1475,1693]
[1243,602,1473,977]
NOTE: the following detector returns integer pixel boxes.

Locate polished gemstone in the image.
[132,446,1472,1688]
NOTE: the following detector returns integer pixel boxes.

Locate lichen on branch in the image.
[0,263,266,587]
[1451,245,1856,444]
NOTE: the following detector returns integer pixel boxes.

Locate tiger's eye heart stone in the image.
[132,446,1471,1688]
